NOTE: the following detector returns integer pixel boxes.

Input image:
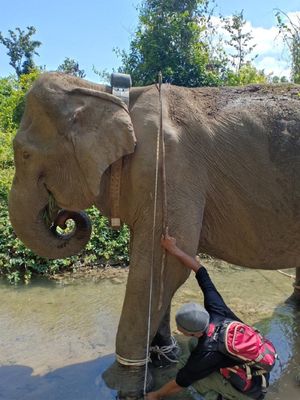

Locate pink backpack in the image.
[208,320,277,393]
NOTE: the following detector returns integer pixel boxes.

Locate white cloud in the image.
[286,11,300,24]
[254,56,291,78]
[208,12,300,79]
[249,25,281,55]
[249,23,290,77]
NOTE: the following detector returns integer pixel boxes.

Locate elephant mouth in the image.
[43,189,60,226]
[43,190,89,240]
[50,209,92,242]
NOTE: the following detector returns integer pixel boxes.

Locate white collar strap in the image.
[109,73,132,229]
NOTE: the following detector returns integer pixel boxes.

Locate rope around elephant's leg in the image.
[149,336,179,364]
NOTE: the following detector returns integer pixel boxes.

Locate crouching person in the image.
[146,235,276,400]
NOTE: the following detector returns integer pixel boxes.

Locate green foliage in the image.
[0,197,129,284]
[0,70,41,132]
[116,1,266,87]
[0,72,129,283]
[276,10,300,83]
[57,57,86,78]
[224,63,267,86]
[0,175,129,283]
[272,75,289,84]
[222,10,257,72]
[0,26,41,77]
[83,208,129,266]
[118,0,221,87]
[92,66,112,84]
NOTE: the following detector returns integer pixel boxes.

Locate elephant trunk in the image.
[8,181,91,259]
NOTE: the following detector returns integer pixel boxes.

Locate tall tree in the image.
[276,10,300,83]
[222,10,257,72]
[118,0,220,87]
[0,26,41,77]
[57,57,86,78]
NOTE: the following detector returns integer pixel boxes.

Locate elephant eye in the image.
[22,151,30,160]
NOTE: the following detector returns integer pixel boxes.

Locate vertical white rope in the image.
[160,82,168,235]
[158,76,169,311]
[143,80,162,396]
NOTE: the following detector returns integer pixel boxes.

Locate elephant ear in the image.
[69,88,136,198]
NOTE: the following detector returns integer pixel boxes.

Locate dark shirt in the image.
[176,266,243,388]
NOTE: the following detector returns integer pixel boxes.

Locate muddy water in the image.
[0,262,299,400]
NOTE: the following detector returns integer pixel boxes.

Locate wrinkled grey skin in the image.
[9,74,300,382]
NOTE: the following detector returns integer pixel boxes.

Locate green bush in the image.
[224,63,267,86]
[0,72,129,284]
[0,70,40,131]
[0,197,130,284]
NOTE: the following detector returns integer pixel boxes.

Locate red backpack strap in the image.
[207,323,215,337]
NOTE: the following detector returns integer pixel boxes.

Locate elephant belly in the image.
[199,190,300,270]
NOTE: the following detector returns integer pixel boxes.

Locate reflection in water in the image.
[263,302,300,399]
[0,355,117,400]
[266,304,295,382]
[0,264,299,399]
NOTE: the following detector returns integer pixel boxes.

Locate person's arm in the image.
[146,379,183,400]
[161,234,201,273]
[176,350,226,387]
[161,234,242,321]
[196,266,242,321]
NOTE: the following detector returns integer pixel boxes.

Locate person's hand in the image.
[161,234,179,255]
[161,234,201,273]
[145,392,161,400]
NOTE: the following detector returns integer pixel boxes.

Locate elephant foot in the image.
[102,360,153,399]
[150,333,180,369]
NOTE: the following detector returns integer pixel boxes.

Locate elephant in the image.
[9,73,300,397]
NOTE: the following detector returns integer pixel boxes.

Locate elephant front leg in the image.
[115,217,201,364]
[109,201,203,397]
[115,233,189,365]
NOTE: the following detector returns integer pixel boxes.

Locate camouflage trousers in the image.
[179,338,252,400]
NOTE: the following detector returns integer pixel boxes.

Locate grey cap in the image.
[175,303,209,333]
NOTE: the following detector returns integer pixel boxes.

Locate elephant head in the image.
[9,73,136,259]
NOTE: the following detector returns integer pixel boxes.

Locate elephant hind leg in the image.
[150,306,180,368]
[294,267,300,302]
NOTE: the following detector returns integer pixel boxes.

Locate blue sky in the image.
[0,0,299,81]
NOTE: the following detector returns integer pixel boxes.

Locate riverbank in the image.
[0,261,299,399]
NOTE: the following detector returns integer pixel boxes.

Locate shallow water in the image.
[0,262,299,400]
